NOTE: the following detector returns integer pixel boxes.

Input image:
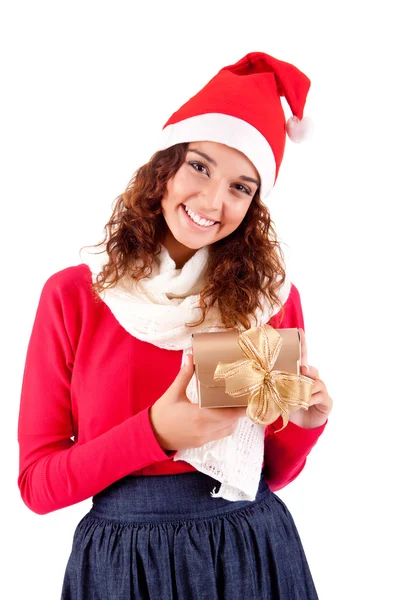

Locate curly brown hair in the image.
[80,142,287,331]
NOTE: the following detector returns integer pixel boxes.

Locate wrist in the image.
[149,405,175,452]
[149,405,163,447]
[288,412,328,430]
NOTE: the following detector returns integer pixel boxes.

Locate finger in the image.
[171,355,195,387]
[183,353,194,367]
[310,377,324,393]
[307,390,332,413]
[300,364,320,380]
[298,328,308,367]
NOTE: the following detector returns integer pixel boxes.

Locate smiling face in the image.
[160,141,260,266]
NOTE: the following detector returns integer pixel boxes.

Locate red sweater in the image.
[17,264,328,515]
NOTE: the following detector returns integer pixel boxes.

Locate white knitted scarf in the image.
[79,242,292,501]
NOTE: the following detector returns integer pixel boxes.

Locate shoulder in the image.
[41,263,92,295]
[268,281,305,330]
[285,281,302,308]
[37,264,95,315]
[33,265,103,348]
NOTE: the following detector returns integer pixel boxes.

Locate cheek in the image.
[224,201,252,226]
[171,168,198,198]
[161,170,195,216]
[161,175,182,212]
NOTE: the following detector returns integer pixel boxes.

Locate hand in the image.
[149,354,248,452]
[288,328,333,429]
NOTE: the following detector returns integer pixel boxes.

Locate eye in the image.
[233,183,252,195]
[187,161,208,175]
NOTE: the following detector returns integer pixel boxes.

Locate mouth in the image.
[181,204,220,230]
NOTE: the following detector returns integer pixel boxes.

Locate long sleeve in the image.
[17,273,176,515]
[263,282,328,492]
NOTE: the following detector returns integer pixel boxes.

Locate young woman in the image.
[17,51,333,599]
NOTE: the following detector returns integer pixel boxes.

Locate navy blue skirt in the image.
[60,469,319,599]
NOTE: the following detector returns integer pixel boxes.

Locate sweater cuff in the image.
[267,415,328,452]
[142,406,178,460]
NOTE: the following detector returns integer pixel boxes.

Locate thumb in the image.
[173,353,195,388]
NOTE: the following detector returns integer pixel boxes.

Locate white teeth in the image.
[184,205,216,227]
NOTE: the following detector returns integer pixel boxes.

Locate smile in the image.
[181,204,220,229]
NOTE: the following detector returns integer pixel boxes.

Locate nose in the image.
[201,179,225,214]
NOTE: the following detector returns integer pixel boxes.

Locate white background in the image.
[2,1,398,598]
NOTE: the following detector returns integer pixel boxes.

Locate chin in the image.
[174,233,207,250]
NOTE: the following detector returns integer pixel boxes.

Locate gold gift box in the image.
[192,328,302,408]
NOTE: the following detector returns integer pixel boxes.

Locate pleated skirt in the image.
[60,469,319,599]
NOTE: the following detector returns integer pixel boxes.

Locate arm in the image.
[263,415,327,491]
[263,282,328,491]
[17,273,177,515]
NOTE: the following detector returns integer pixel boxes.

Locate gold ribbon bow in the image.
[213,324,314,431]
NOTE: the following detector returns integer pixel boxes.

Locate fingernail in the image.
[302,364,309,371]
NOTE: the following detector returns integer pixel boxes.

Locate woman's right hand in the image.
[149,354,248,452]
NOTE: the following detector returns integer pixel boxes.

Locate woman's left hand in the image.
[288,328,333,429]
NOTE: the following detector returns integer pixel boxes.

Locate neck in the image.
[161,230,200,269]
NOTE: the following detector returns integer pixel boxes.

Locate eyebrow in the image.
[187,148,260,187]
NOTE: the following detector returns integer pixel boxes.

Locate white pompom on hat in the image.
[286,115,314,143]
[156,51,313,201]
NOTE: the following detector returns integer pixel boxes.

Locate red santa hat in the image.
[156,51,313,201]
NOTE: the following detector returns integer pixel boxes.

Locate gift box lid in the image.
[192,328,301,388]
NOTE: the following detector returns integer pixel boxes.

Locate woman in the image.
[17,51,333,599]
